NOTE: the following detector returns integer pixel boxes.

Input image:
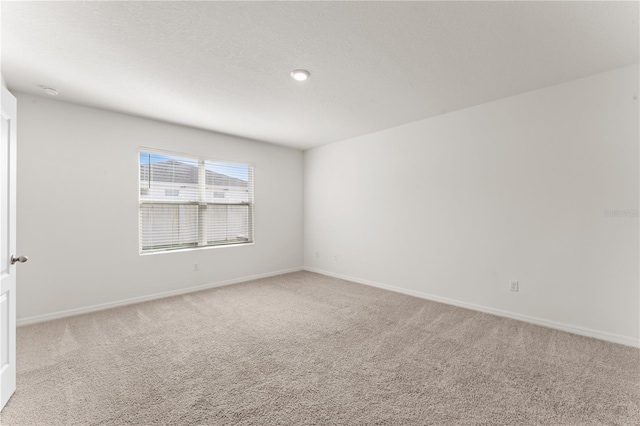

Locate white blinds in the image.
[139,151,254,253]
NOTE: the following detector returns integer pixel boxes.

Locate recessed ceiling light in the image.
[42,87,60,96]
[291,69,310,81]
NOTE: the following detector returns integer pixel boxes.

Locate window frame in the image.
[138,147,255,255]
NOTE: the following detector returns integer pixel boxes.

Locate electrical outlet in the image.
[193,263,199,272]
[510,280,518,292]
[334,255,338,261]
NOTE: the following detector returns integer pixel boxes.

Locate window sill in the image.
[139,242,255,256]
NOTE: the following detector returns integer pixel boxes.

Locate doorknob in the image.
[10,255,28,265]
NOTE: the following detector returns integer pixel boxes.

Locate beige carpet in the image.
[1,271,639,425]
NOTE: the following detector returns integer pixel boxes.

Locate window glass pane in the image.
[140,152,199,202]
[207,205,251,245]
[140,204,198,250]
[204,161,251,204]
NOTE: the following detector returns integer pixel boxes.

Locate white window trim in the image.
[138,147,255,254]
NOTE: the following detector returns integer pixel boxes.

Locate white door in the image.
[1,86,22,410]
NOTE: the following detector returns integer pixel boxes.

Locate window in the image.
[139,150,254,253]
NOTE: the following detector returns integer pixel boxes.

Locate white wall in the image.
[16,93,303,321]
[304,65,639,346]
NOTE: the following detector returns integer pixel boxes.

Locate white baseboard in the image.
[304,266,640,348]
[17,267,303,326]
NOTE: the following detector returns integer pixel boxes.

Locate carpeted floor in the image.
[1,271,639,425]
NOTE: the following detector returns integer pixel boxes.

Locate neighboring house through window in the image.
[139,150,254,253]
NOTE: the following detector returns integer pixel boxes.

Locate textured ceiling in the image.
[1,1,638,150]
